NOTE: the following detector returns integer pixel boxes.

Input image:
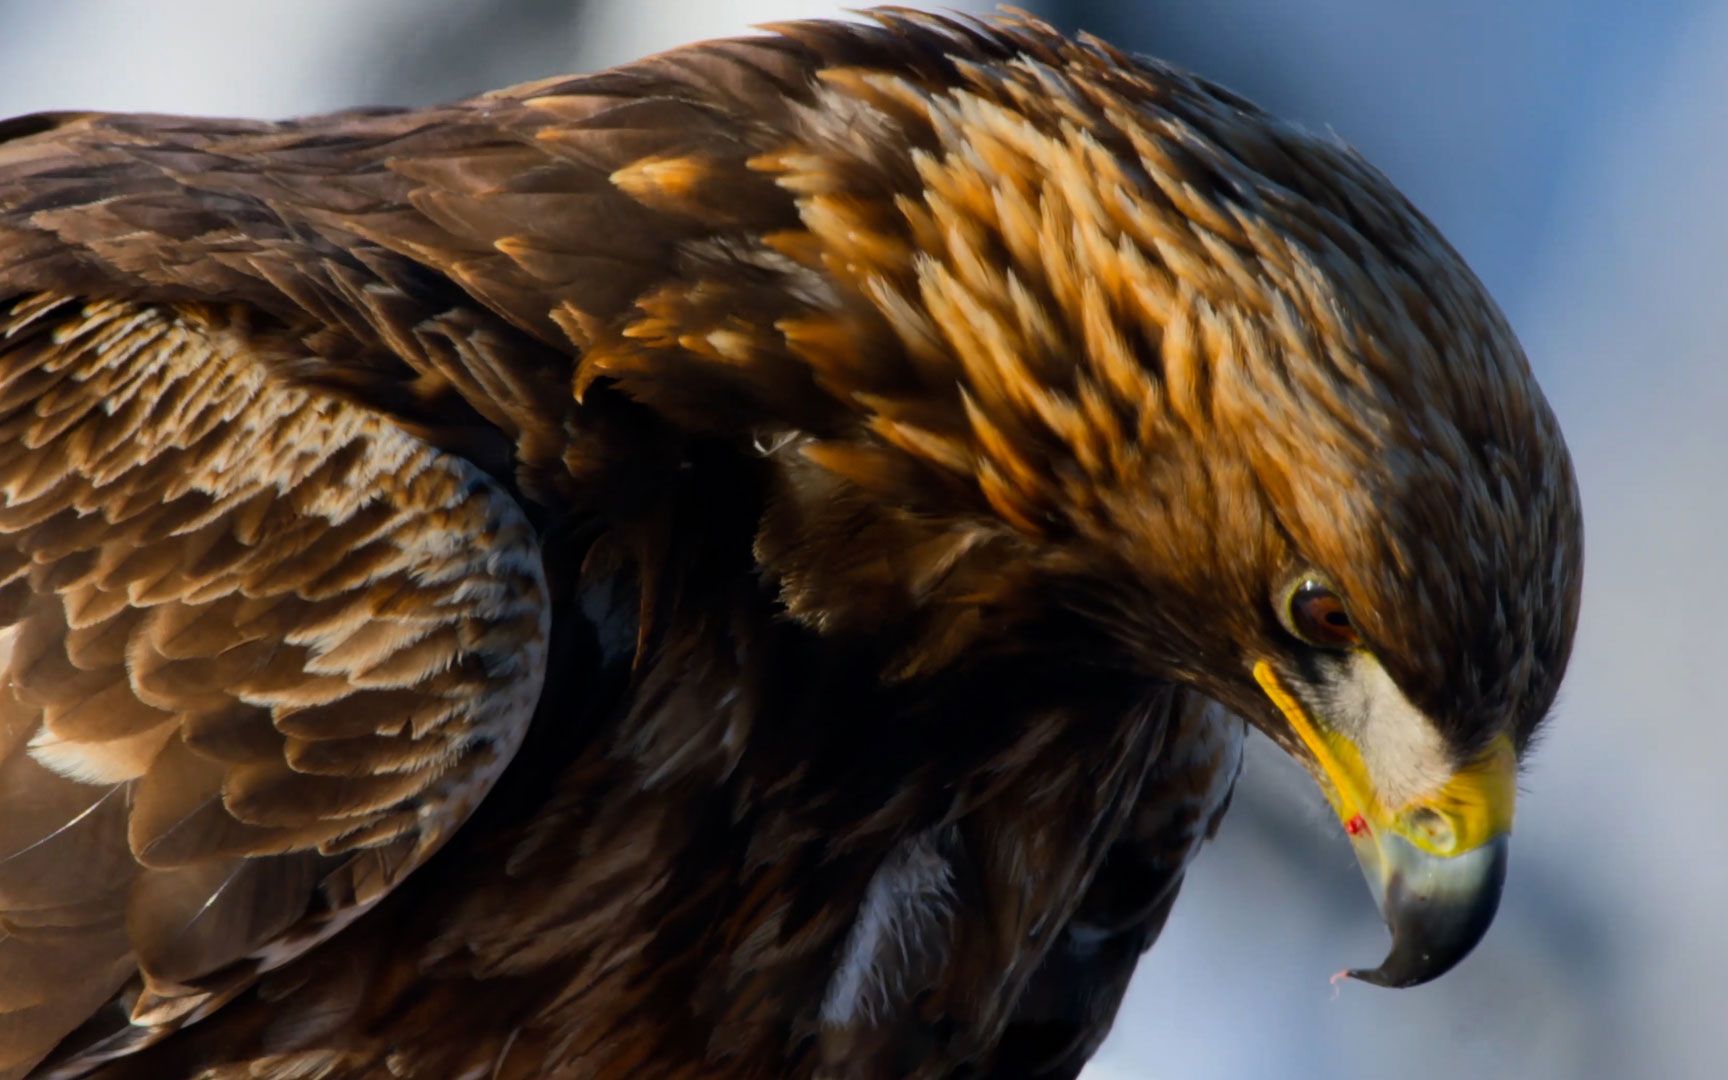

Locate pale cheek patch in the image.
[1325,653,1453,809]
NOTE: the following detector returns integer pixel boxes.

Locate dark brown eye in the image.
[1284,579,1360,649]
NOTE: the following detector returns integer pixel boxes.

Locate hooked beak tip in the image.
[1349,832,1510,989]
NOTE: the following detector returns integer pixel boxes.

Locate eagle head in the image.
[584,13,1584,988]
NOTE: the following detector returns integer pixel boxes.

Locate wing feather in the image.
[985,695,1245,1077]
[0,294,549,1076]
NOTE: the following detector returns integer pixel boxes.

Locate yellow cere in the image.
[1252,661,1517,858]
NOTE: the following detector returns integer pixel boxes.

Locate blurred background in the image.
[0,2,1718,1077]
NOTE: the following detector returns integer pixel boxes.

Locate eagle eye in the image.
[1282,578,1360,649]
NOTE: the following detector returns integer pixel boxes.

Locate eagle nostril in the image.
[1407,807,1456,853]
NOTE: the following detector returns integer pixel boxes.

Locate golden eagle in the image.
[0,11,1582,1078]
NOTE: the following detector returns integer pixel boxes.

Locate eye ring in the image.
[1279,576,1361,650]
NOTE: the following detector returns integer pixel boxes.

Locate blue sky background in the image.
[0,3,1719,1078]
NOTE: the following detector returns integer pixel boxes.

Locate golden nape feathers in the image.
[0,10,1580,1079]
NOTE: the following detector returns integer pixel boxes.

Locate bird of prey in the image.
[0,10,1582,1079]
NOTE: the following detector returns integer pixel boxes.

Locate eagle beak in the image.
[1251,661,1517,988]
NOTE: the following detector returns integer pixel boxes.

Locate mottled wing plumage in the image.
[0,12,1303,1078]
[0,106,593,507]
[0,294,548,1077]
